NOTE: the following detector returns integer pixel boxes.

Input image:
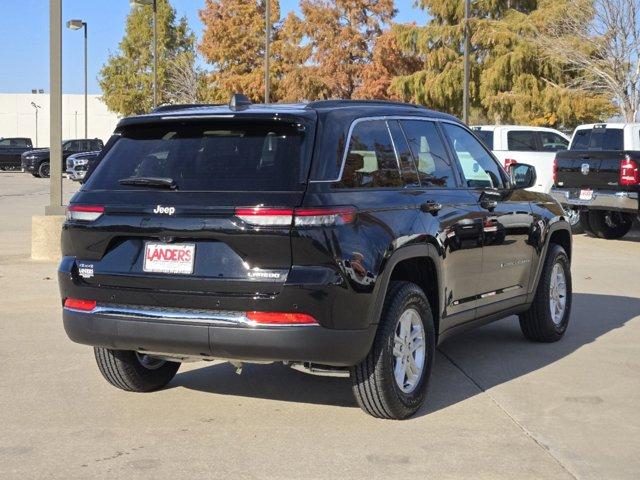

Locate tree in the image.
[535,0,640,122]
[199,0,281,103]
[98,0,195,115]
[163,51,201,104]
[392,0,614,127]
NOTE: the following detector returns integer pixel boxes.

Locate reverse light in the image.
[64,298,97,311]
[66,205,104,222]
[245,311,318,325]
[620,157,639,186]
[235,206,356,227]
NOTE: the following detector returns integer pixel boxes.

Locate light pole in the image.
[265,0,271,103]
[30,102,41,148]
[130,0,158,108]
[67,19,88,138]
[462,0,471,124]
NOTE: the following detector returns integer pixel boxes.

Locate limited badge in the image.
[77,262,94,279]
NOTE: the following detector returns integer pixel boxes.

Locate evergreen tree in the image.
[98,0,195,116]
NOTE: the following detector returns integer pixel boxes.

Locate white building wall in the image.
[0,93,121,148]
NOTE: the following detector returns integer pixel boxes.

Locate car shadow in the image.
[170,293,639,416]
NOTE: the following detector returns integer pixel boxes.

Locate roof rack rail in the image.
[151,103,221,113]
[304,99,425,110]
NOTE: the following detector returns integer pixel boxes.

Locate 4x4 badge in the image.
[581,163,590,175]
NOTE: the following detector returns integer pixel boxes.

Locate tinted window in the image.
[11,139,29,147]
[388,121,420,186]
[338,120,402,188]
[0,139,10,146]
[401,120,456,188]
[85,121,308,192]
[90,140,103,151]
[539,131,569,151]
[474,130,494,150]
[507,131,537,151]
[442,123,504,189]
[571,127,624,151]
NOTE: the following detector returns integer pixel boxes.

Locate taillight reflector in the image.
[620,157,639,186]
[235,206,356,227]
[66,205,104,222]
[64,298,97,311]
[246,311,318,325]
[552,156,558,185]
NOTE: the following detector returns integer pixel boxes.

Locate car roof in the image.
[574,123,640,129]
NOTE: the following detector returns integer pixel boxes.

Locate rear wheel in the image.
[350,281,435,420]
[588,210,633,239]
[519,244,572,342]
[94,347,180,392]
[38,161,50,178]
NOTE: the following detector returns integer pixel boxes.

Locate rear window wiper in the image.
[118,176,178,190]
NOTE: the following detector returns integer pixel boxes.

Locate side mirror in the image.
[509,163,536,189]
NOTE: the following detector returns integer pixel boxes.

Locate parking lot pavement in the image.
[1,173,639,479]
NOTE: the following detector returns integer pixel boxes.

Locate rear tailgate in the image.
[62,116,315,299]
[555,150,624,190]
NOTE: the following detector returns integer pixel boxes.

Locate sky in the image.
[0,0,426,95]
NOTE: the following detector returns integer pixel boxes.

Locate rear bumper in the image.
[551,188,639,213]
[63,307,376,366]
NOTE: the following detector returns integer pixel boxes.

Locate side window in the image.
[0,139,10,146]
[387,121,419,186]
[400,120,456,188]
[507,131,538,151]
[539,131,569,151]
[442,123,504,189]
[91,140,103,151]
[337,120,402,188]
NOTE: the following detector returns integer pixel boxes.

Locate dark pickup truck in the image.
[21,138,104,178]
[0,137,33,170]
[551,123,639,239]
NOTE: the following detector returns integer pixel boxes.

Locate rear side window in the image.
[507,131,537,151]
[571,127,624,151]
[474,130,494,150]
[337,120,403,188]
[400,120,456,188]
[84,121,308,192]
[539,131,569,151]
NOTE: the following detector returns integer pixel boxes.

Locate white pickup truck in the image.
[471,125,570,193]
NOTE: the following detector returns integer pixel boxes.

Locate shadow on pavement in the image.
[171,293,639,415]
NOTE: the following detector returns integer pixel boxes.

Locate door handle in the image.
[420,201,442,215]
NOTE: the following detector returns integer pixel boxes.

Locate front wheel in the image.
[94,348,180,392]
[350,281,435,419]
[588,210,632,239]
[519,244,572,342]
[38,161,50,178]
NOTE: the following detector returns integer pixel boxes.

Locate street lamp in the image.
[30,102,41,148]
[66,19,88,138]
[130,0,158,108]
[265,0,271,103]
[462,0,471,124]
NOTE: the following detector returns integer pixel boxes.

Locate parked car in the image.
[551,123,640,238]
[66,151,101,182]
[471,125,570,193]
[21,138,104,178]
[0,137,33,170]
[60,96,573,419]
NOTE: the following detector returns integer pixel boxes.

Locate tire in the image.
[94,347,180,392]
[579,211,594,236]
[566,208,584,234]
[38,161,50,178]
[350,281,435,420]
[588,210,633,239]
[519,244,572,342]
[31,172,41,178]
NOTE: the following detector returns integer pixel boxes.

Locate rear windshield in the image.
[474,130,494,150]
[571,127,624,151]
[84,121,309,191]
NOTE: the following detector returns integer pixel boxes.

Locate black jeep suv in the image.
[59,97,572,419]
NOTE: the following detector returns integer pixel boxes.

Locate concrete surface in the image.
[1,172,639,479]
[31,215,65,261]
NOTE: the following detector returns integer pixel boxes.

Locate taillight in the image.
[620,156,639,185]
[504,158,518,170]
[552,156,558,184]
[235,206,356,227]
[66,205,104,222]
[64,298,97,311]
[245,311,318,325]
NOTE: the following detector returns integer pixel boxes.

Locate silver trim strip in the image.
[310,115,462,183]
[64,304,318,328]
